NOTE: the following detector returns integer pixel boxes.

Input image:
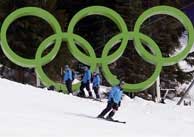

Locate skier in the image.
[63,65,73,94]
[77,66,92,98]
[97,81,125,121]
[92,72,101,99]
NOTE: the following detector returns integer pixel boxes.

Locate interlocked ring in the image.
[134,6,194,66]
[67,6,128,65]
[1,7,62,68]
[35,33,95,91]
[101,32,163,92]
[0,6,193,92]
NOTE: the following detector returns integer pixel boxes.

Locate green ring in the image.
[0,7,62,68]
[134,6,194,66]
[35,33,97,91]
[102,32,163,92]
[67,6,128,67]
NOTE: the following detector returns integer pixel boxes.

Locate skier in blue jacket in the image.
[97,81,125,120]
[63,65,73,94]
[92,72,101,99]
[78,66,92,97]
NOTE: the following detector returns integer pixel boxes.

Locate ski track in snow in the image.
[0,78,194,137]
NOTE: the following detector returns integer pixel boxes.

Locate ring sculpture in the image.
[0,6,193,92]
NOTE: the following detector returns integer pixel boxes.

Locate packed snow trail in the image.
[0,78,194,137]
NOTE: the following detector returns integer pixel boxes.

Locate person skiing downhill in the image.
[92,72,101,99]
[97,81,125,121]
[77,66,92,98]
[63,65,73,94]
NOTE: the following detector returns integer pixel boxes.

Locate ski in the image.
[106,119,126,124]
[97,117,126,124]
[92,98,103,102]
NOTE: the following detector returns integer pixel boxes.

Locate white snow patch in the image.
[0,78,194,137]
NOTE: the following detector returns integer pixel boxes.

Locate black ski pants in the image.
[79,81,92,97]
[93,86,100,99]
[98,99,119,118]
[65,79,73,94]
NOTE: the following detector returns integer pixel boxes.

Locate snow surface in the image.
[187,83,194,102]
[179,31,194,53]
[178,31,194,72]
[177,82,194,103]
[0,78,194,137]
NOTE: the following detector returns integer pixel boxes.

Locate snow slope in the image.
[0,78,194,137]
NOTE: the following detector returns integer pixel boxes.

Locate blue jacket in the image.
[92,75,101,88]
[108,86,123,104]
[82,69,91,83]
[64,69,72,81]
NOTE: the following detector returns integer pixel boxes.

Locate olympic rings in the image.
[0,6,193,92]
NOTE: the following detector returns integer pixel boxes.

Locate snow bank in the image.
[0,78,194,137]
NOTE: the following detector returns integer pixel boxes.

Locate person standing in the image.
[97,81,125,121]
[92,72,101,99]
[64,65,73,94]
[78,66,92,98]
